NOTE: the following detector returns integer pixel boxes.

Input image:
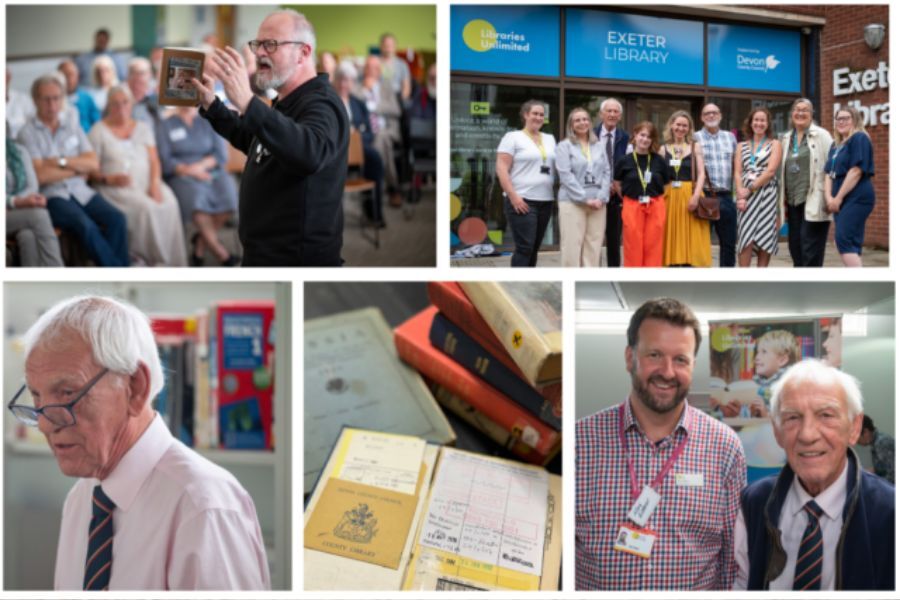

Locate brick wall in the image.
[757,5,890,248]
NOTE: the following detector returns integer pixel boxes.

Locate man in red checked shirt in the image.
[575,297,747,590]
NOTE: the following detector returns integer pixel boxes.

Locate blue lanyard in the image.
[791,130,803,156]
[749,138,767,167]
[830,143,845,174]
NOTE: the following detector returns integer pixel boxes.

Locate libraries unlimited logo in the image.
[463,18,531,53]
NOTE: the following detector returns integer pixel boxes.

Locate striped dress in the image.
[738,141,779,255]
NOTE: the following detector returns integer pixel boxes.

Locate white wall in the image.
[7,6,132,57]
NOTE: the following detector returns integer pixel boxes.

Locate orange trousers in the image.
[622,195,666,267]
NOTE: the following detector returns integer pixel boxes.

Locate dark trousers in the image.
[505,198,553,267]
[605,195,623,267]
[47,193,129,266]
[786,202,830,267]
[363,145,384,222]
[712,192,737,267]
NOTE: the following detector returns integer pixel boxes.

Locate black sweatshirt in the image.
[201,74,349,266]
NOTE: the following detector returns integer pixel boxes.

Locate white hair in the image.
[22,295,164,404]
[268,9,317,55]
[335,60,358,83]
[770,359,863,426]
[127,56,152,76]
[601,97,622,113]
[91,54,119,88]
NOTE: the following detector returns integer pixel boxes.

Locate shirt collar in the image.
[95,413,173,512]
[602,125,616,136]
[622,397,692,444]
[786,459,849,522]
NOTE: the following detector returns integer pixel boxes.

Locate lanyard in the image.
[523,129,547,163]
[580,142,592,164]
[749,138,767,167]
[618,403,691,502]
[830,142,845,174]
[668,143,686,179]
[632,152,651,196]
[791,129,804,156]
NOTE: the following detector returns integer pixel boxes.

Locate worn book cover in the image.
[304,307,454,493]
[158,47,205,106]
[459,282,562,387]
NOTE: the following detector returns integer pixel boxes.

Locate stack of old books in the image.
[394,281,562,466]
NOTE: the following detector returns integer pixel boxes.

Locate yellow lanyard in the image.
[668,143,686,180]
[633,152,651,195]
[580,142,592,164]
[523,129,547,163]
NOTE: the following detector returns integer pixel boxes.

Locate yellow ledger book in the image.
[304,428,561,591]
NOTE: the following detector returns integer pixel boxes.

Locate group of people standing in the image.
[496,97,877,268]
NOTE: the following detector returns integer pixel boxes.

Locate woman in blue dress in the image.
[825,105,875,267]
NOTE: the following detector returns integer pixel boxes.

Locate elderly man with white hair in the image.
[9,296,270,590]
[733,359,894,590]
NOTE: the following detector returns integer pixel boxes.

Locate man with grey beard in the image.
[194,9,348,266]
[575,298,746,590]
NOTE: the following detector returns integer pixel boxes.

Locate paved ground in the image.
[451,242,889,268]
[343,188,436,267]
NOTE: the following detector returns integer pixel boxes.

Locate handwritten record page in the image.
[336,430,426,495]
[418,449,548,576]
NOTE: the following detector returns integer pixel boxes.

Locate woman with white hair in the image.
[88,85,187,266]
[89,54,119,112]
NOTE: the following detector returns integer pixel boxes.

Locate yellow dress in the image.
[663,153,712,267]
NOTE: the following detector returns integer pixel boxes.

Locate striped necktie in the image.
[792,500,825,590]
[83,485,115,590]
[605,131,614,173]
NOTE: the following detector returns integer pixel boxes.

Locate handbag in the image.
[690,149,720,221]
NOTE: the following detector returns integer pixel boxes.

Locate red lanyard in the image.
[617,403,691,501]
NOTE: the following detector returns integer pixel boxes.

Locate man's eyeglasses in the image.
[7,368,109,428]
[248,39,308,53]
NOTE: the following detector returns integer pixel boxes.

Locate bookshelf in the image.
[3,282,291,591]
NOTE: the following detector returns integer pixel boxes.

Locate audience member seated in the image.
[149,46,164,89]
[358,56,403,207]
[334,63,385,227]
[6,68,35,138]
[318,51,337,82]
[6,133,64,266]
[88,85,186,266]
[88,55,119,113]
[156,105,239,267]
[75,27,127,88]
[126,57,160,127]
[409,63,436,122]
[17,73,128,266]
[58,59,101,133]
[379,33,411,101]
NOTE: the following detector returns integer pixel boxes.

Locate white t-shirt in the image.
[497,130,556,201]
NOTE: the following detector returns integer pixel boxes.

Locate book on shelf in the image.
[459,282,562,387]
[304,308,455,494]
[429,312,560,430]
[210,300,276,450]
[394,306,559,463]
[304,427,561,591]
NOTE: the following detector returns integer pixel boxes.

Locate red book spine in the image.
[394,306,559,456]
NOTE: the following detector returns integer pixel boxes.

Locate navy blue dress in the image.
[826,132,875,254]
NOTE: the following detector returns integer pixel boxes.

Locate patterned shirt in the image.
[17,116,97,205]
[576,399,747,590]
[695,128,737,192]
[872,430,895,484]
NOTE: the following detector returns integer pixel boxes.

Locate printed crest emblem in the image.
[334,503,379,543]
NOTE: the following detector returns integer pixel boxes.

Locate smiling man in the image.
[195,9,348,266]
[734,359,895,590]
[575,298,746,590]
[11,296,270,590]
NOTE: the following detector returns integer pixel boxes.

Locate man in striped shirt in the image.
[695,104,738,267]
[576,298,746,589]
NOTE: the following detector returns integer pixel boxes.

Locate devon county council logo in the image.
[736,47,780,74]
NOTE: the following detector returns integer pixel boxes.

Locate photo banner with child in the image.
[701,315,842,481]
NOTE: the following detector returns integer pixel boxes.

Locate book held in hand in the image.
[158,47,205,106]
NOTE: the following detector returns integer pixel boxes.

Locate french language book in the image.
[458,282,562,387]
[304,428,561,591]
[304,308,455,494]
[394,306,559,462]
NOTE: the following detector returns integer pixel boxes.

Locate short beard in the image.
[255,70,288,91]
[630,359,688,415]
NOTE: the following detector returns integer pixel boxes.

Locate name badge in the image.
[584,173,596,185]
[64,136,79,151]
[626,485,660,527]
[672,181,682,188]
[669,159,681,167]
[788,163,801,174]
[540,165,551,175]
[169,127,188,142]
[644,169,652,182]
[613,523,657,559]
[639,195,651,204]
[674,472,704,487]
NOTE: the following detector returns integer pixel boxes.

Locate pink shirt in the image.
[54,414,270,590]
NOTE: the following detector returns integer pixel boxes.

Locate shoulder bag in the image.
[690,146,720,221]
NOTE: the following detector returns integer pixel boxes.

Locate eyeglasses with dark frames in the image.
[7,368,110,428]
[247,39,308,53]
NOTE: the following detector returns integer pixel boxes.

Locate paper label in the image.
[304,478,417,569]
[335,429,426,495]
[418,449,548,576]
[169,127,188,142]
[626,485,660,527]
[675,472,704,487]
